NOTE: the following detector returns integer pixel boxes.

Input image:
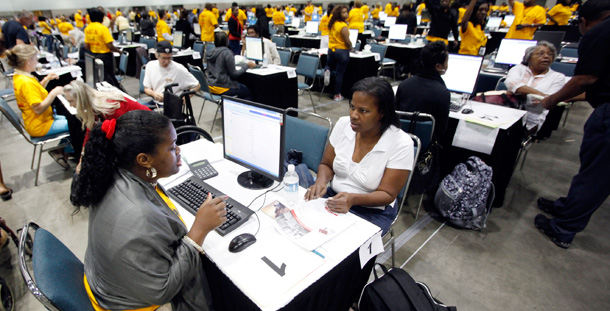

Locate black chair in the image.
[175,125,214,144]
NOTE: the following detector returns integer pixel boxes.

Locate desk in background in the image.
[288,34,321,49]
[115,42,148,76]
[383,42,425,77]
[239,65,298,111]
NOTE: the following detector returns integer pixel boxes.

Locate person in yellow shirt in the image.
[265,4,274,18]
[505,0,547,40]
[84,8,122,89]
[303,1,315,22]
[348,1,365,34]
[458,6,466,23]
[213,5,220,19]
[38,16,54,52]
[459,0,489,55]
[500,3,510,12]
[86,13,91,25]
[224,3,248,25]
[385,2,394,14]
[371,4,381,24]
[156,10,172,43]
[547,0,572,25]
[362,3,370,18]
[58,17,74,36]
[75,10,84,29]
[570,2,578,12]
[48,17,57,29]
[116,9,122,17]
[148,9,156,21]
[199,3,218,42]
[272,6,286,34]
[417,3,431,23]
[320,4,335,36]
[325,5,353,101]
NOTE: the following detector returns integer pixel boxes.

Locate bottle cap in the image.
[288,164,295,171]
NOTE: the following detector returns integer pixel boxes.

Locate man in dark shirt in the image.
[424,0,459,49]
[0,11,34,50]
[537,0,610,249]
[396,4,418,35]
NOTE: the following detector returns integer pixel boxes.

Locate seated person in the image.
[71,111,226,310]
[395,41,450,139]
[305,77,414,235]
[143,41,201,106]
[62,80,150,172]
[241,25,281,65]
[206,32,256,100]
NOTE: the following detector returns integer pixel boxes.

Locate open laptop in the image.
[442,54,484,112]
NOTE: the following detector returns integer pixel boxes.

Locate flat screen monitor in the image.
[442,54,484,94]
[306,21,319,35]
[533,30,565,51]
[417,15,422,25]
[125,29,133,43]
[312,14,320,21]
[384,16,397,27]
[349,29,359,47]
[388,24,408,40]
[193,23,201,35]
[245,36,264,62]
[503,15,515,26]
[222,96,286,189]
[291,17,301,28]
[495,39,537,66]
[486,16,502,29]
[173,31,184,49]
[84,53,102,88]
[379,12,388,21]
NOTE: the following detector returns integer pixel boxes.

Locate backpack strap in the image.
[386,268,432,311]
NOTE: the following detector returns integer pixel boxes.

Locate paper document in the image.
[452,119,499,155]
[57,95,77,115]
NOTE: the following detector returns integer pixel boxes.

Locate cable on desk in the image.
[245,183,284,237]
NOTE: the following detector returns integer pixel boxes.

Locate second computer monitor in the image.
[222,97,286,189]
[291,17,302,28]
[245,36,264,62]
[495,38,537,66]
[173,31,184,49]
[388,24,408,41]
[349,29,359,47]
[384,16,397,27]
[125,29,133,43]
[486,16,502,29]
[306,21,319,35]
[442,54,484,95]
[84,53,102,88]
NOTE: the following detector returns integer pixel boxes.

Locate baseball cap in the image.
[156,41,172,54]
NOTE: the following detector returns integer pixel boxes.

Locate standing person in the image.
[75,10,84,30]
[38,16,54,52]
[303,1,315,22]
[114,13,130,32]
[547,0,573,25]
[425,0,460,49]
[71,110,225,311]
[396,4,418,34]
[206,32,255,100]
[458,0,490,55]
[324,5,353,101]
[255,5,271,39]
[0,10,33,49]
[371,3,382,25]
[536,0,610,249]
[84,8,123,89]
[58,17,75,36]
[175,10,194,48]
[272,5,286,34]
[199,4,218,43]
[139,13,155,37]
[320,3,335,49]
[227,6,243,55]
[348,1,365,39]
[156,9,172,43]
[504,0,546,40]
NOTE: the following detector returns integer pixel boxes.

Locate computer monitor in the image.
[495,39,537,66]
[388,24,408,41]
[222,96,286,189]
[193,23,201,35]
[379,12,388,21]
[244,36,264,62]
[312,13,320,21]
[349,29,359,47]
[442,54,484,94]
[173,31,184,49]
[486,16,502,29]
[533,30,565,51]
[84,53,103,88]
[417,15,422,25]
[503,15,515,26]
[306,21,319,35]
[291,17,301,28]
[384,16,397,27]
[125,29,133,43]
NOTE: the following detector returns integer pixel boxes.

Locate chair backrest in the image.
[396,111,435,153]
[277,49,291,66]
[140,54,149,65]
[372,27,381,37]
[559,46,578,58]
[193,42,204,55]
[19,222,94,311]
[188,65,212,93]
[141,38,156,50]
[284,108,332,173]
[495,76,508,91]
[0,98,29,140]
[550,61,575,77]
[175,125,214,144]
[205,42,216,53]
[369,43,387,61]
[272,35,287,48]
[119,52,128,74]
[296,54,320,79]
[139,65,146,94]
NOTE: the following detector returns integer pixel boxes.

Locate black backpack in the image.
[359,264,457,311]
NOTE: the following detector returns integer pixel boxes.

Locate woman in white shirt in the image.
[305,77,414,235]
[242,24,281,65]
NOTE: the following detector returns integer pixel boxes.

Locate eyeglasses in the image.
[533,51,554,57]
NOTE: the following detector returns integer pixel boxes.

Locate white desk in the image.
[159,140,380,311]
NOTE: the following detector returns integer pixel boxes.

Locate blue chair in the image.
[285,35,302,63]
[188,65,223,131]
[19,222,94,311]
[550,61,575,77]
[139,37,156,50]
[371,27,382,38]
[137,65,155,109]
[115,51,129,88]
[495,77,508,91]
[0,99,72,186]
[193,41,204,56]
[271,35,286,48]
[295,53,320,112]
[559,46,578,58]
[0,58,14,89]
[278,49,291,66]
[369,43,397,80]
[284,108,332,174]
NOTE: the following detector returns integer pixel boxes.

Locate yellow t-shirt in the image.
[417,3,431,23]
[75,13,84,28]
[570,3,578,12]
[199,10,218,42]
[362,5,370,18]
[156,20,172,42]
[213,8,219,19]
[329,21,349,51]
[459,22,487,55]
[320,14,331,36]
[273,11,286,25]
[116,10,122,16]
[58,22,74,35]
[371,8,381,19]
[391,7,399,17]
[500,5,510,12]
[458,7,466,24]
[348,8,365,33]
[84,274,159,311]
[84,22,114,54]
[385,3,393,14]
[39,21,52,35]
[224,9,233,22]
[86,14,91,24]
[49,19,56,26]
[14,74,54,137]
[265,7,274,18]
[505,2,546,40]
[304,5,315,23]
[547,4,571,25]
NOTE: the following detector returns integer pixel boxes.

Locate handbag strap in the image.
[408,111,420,134]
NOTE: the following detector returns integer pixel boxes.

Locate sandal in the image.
[0,189,11,201]
[48,150,70,169]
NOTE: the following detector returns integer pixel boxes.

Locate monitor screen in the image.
[384,16,397,27]
[349,29,359,47]
[495,39,537,66]
[193,23,201,35]
[503,15,515,26]
[388,24,408,40]
[245,36,264,62]
[125,29,133,42]
[486,16,502,29]
[291,17,301,27]
[173,31,183,49]
[379,12,388,21]
[417,15,422,25]
[85,53,95,88]
[222,97,286,189]
[306,21,319,34]
[312,14,320,21]
[442,54,484,94]
[533,30,565,51]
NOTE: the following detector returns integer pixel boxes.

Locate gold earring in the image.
[146,167,157,178]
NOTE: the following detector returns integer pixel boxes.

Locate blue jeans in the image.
[228,40,241,55]
[223,83,252,100]
[46,115,69,136]
[45,34,54,53]
[326,48,350,95]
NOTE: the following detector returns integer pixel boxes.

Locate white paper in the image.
[67,52,79,59]
[452,119,499,155]
[57,95,77,115]
[359,231,383,268]
[286,69,297,79]
[192,51,201,59]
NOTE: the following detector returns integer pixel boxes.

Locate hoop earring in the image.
[146,167,157,179]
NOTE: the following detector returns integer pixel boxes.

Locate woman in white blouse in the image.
[304,77,414,235]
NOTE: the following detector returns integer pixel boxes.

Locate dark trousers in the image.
[52,98,85,156]
[91,52,124,91]
[326,48,350,95]
[550,103,610,240]
[228,40,241,55]
[223,83,252,101]
[45,34,54,52]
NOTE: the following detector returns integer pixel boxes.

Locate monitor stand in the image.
[237,171,273,189]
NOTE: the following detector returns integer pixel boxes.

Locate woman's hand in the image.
[49,86,64,97]
[305,182,327,201]
[326,192,353,213]
[189,194,227,243]
[247,61,257,69]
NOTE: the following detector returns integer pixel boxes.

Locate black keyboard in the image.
[167,178,254,236]
[450,101,465,112]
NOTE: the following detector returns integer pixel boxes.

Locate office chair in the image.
[295,54,320,112]
[284,108,332,174]
[137,65,156,109]
[559,46,578,58]
[175,125,214,144]
[193,41,204,56]
[369,43,396,80]
[277,49,291,66]
[18,222,94,311]
[550,61,575,77]
[187,65,222,131]
[0,99,72,186]
[115,51,129,89]
[139,37,156,50]
[495,77,508,91]
[0,57,15,89]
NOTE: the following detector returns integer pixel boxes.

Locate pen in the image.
[312,250,325,259]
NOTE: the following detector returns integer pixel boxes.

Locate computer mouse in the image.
[228,233,257,253]
[461,108,474,114]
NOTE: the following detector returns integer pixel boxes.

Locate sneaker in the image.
[324,69,330,86]
[534,214,572,249]
[537,197,558,216]
[333,94,344,101]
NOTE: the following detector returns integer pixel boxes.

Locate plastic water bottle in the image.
[51,55,60,69]
[487,50,497,69]
[283,164,299,206]
[262,55,269,67]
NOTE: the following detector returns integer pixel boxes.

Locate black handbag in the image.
[406,112,441,195]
